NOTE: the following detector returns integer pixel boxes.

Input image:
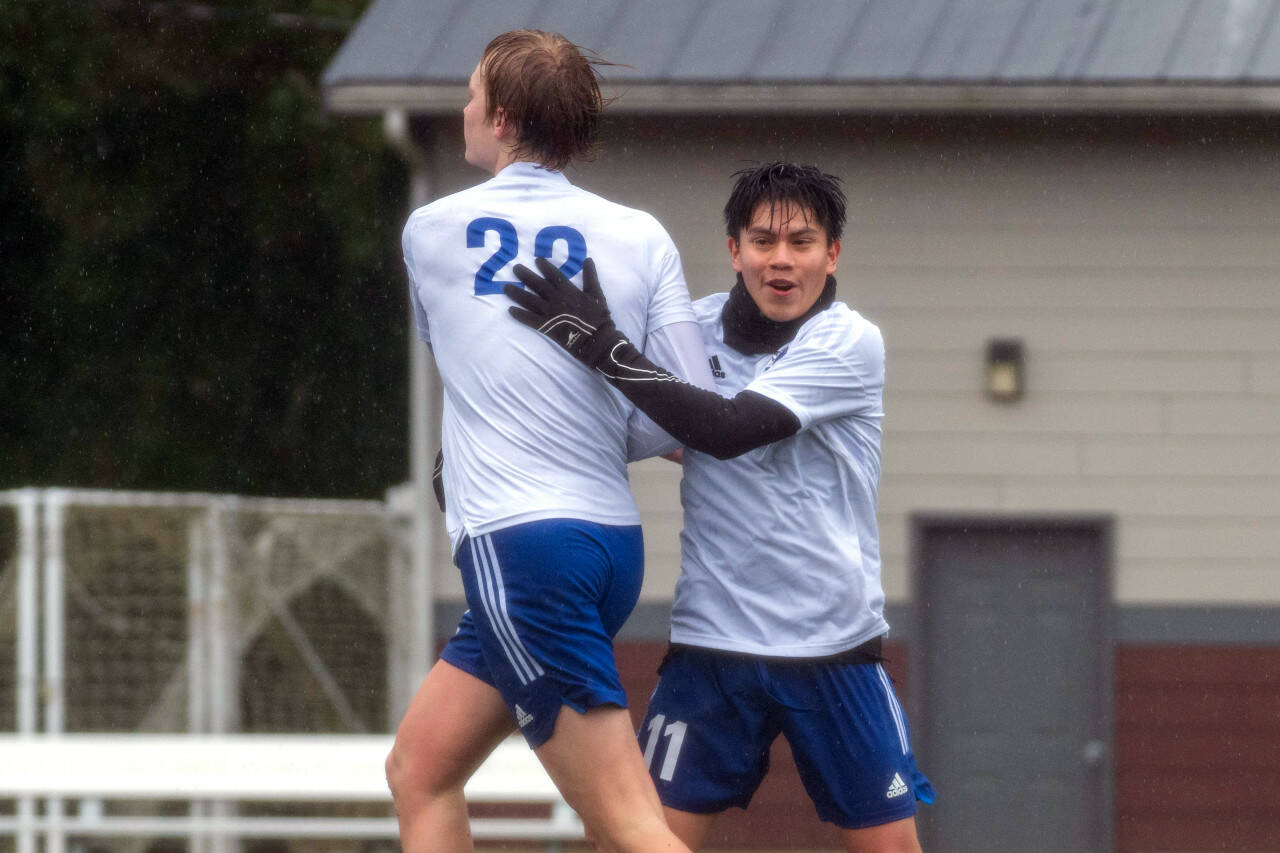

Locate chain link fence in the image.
[1,488,420,853]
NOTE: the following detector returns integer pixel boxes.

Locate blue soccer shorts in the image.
[639,645,936,829]
[440,518,644,748]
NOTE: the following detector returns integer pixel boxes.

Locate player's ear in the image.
[826,237,841,274]
[728,236,743,272]
[492,107,515,142]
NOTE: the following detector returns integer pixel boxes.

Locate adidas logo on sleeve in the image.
[886,772,909,799]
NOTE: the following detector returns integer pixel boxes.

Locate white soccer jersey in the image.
[669,293,890,657]
[403,162,698,550]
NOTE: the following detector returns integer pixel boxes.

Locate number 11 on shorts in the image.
[641,714,687,781]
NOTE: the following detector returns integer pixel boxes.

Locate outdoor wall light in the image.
[985,338,1024,402]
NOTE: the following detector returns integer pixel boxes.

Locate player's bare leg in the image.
[840,815,923,853]
[385,659,516,853]
[663,807,717,850]
[535,705,692,853]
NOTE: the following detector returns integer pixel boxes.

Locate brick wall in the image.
[616,641,1280,851]
[1116,646,1280,852]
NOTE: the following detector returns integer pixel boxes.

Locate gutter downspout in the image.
[383,108,435,719]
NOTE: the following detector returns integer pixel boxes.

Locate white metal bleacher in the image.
[0,733,584,848]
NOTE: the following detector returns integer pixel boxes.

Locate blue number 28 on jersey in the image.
[467,217,587,295]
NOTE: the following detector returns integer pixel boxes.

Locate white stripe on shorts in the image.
[471,535,544,685]
[876,663,910,755]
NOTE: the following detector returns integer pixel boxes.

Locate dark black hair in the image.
[723,162,847,241]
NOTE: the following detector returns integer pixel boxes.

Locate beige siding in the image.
[422,115,1280,607]
[1251,356,1280,392]
[627,457,686,601]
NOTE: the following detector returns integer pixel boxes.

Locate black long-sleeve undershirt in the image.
[594,337,800,460]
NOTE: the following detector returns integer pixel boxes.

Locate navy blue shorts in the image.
[440,519,644,748]
[639,645,935,829]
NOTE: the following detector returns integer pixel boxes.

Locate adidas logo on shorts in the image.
[514,704,534,728]
[886,772,909,799]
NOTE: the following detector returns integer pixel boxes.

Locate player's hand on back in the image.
[505,257,626,368]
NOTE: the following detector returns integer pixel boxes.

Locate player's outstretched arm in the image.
[504,258,800,459]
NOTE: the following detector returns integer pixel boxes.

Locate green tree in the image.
[1,0,408,498]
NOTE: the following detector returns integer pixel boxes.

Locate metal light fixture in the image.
[985,338,1024,402]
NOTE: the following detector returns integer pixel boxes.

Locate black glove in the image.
[431,447,446,513]
[505,257,627,368]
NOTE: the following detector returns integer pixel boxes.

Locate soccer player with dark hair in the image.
[387,29,708,853]
[505,162,935,852]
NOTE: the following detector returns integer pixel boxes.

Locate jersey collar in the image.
[491,161,571,186]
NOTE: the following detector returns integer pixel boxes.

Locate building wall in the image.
[588,113,1280,612]
[417,113,1280,850]
[423,113,1280,611]
[609,642,1280,852]
[1116,646,1280,851]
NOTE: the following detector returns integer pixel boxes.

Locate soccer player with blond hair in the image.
[385,29,708,853]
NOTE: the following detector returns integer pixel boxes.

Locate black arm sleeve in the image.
[431,448,446,513]
[592,334,800,460]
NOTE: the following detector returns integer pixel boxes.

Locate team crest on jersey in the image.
[765,345,789,370]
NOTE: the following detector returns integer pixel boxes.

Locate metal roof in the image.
[323,0,1280,114]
